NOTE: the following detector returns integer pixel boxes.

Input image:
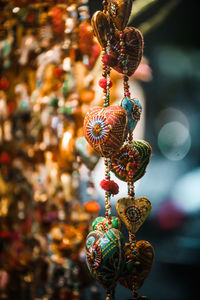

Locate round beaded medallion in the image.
[111,144,141,181]
[125,205,141,223]
[111,140,152,182]
[87,244,102,270]
[88,117,109,144]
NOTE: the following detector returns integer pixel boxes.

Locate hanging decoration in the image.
[84,1,154,299]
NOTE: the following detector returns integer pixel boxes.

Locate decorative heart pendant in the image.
[84,106,128,157]
[92,216,121,232]
[91,11,111,48]
[119,240,154,290]
[111,140,152,182]
[86,228,126,289]
[108,0,133,30]
[121,97,142,132]
[109,27,144,76]
[116,197,152,233]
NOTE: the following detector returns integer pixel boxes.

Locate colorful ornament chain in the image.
[84,1,154,300]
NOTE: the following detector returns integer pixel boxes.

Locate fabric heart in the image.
[116,197,152,233]
[86,228,126,289]
[109,27,144,76]
[108,0,133,30]
[92,216,121,232]
[91,11,115,48]
[119,240,154,290]
[121,97,142,132]
[111,140,152,182]
[84,106,128,157]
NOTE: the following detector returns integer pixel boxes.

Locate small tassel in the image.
[100,179,119,195]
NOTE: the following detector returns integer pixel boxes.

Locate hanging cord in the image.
[102,0,112,228]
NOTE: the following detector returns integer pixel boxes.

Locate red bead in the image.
[98,78,113,89]
[125,92,131,97]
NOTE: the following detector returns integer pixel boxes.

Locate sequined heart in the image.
[86,228,126,289]
[108,0,133,30]
[84,106,128,157]
[111,140,152,182]
[109,27,144,76]
[121,97,142,132]
[91,11,112,48]
[119,240,154,290]
[116,197,152,233]
[92,216,121,232]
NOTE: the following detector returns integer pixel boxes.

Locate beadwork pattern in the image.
[111,140,152,182]
[86,228,126,289]
[116,197,152,234]
[92,216,121,232]
[84,106,128,157]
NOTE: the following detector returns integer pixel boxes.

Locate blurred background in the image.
[0,0,200,299]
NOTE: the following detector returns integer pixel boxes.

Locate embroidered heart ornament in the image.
[116,196,152,233]
[108,0,133,30]
[108,27,144,76]
[84,106,128,157]
[111,140,152,182]
[121,97,142,132]
[92,216,121,232]
[91,11,116,48]
[86,228,126,289]
[119,240,154,290]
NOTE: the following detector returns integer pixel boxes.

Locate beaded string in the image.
[119,20,139,300]
[119,32,130,98]
[104,158,112,225]
[102,1,112,227]
[103,2,115,299]
[102,0,108,14]
[127,132,135,199]
[119,29,135,200]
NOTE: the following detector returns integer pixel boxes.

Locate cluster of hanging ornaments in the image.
[84,1,154,299]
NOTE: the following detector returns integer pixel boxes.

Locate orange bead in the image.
[84,201,100,214]
[80,90,95,103]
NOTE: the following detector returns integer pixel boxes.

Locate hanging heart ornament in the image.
[91,11,111,48]
[111,140,152,182]
[86,228,126,289]
[108,27,144,76]
[84,106,128,157]
[119,240,154,290]
[116,196,152,233]
[108,0,133,30]
[121,97,142,132]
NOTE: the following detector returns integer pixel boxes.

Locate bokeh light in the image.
[156,107,190,130]
[158,121,191,161]
[171,167,200,214]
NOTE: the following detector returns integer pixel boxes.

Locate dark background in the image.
[88,0,200,299]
